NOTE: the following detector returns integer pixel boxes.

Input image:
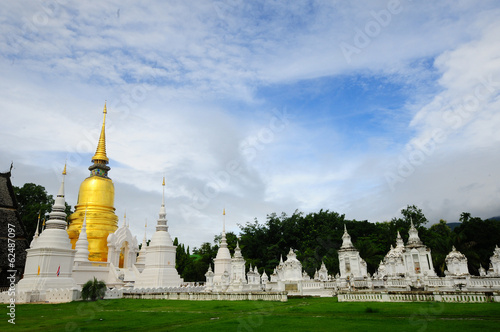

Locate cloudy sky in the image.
[1,0,500,249]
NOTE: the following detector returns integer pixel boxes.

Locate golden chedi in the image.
[67,103,118,261]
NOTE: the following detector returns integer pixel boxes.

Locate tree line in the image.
[13,183,500,282]
[176,206,500,281]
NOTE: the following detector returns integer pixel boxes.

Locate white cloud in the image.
[1,1,500,248]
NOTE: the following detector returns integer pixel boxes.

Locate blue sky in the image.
[1,1,500,248]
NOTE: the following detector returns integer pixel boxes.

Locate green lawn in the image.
[3,297,500,331]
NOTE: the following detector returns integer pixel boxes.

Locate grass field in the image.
[3,297,500,331]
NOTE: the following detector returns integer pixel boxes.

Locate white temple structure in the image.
[338,225,367,279]
[444,246,469,276]
[106,217,140,287]
[264,248,332,296]
[314,261,329,281]
[212,209,232,286]
[231,242,246,284]
[376,220,436,280]
[134,178,183,288]
[15,166,79,302]
[404,220,436,278]
[377,232,406,277]
[205,210,264,292]
[488,245,500,276]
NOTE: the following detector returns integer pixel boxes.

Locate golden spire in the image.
[162,177,165,206]
[62,163,67,175]
[92,102,109,163]
[223,208,226,233]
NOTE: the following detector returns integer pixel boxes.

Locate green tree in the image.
[14,183,72,243]
[400,205,428,227]
[453,214,500,275]
[14,183,53,243]
[427,220,454,276]
[81,277,107,301]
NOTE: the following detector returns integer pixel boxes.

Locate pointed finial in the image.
[161,177,166,206]
[91,103,109,163]
[62,163,67,175]
[145,219,148,228]
[222,208,226,233]
[34,212,41,237]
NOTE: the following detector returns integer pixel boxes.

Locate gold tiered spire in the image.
[67,103,118,262]
[92,102,109,163]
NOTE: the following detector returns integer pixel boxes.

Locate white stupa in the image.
[231,241,246,283]
[445,246,469,276]
[134,178,182,288]
[16,165,78,298]
[338,225,367,278]
[74,209,90,263]
[213,209,232,284]
[403,219,436,277]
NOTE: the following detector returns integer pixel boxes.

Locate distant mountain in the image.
[446,222,461,231]
[443,217,500,231]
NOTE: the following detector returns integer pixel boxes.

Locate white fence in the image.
[338,291,500,303]
[123,291,288,302]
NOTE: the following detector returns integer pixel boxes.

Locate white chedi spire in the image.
[74,209,90,262]
[341,224,354,249]
[233,241,243,259]
[15,164,77,295]
[30,212,41,248]
[150,177,173,245]
[213,209,232,284]
[134,177,182,288]
[32,165,72,249]
[142,219,148,249]
[45,165,68,231]
[215,209,231,261]
[407,218,422,246]
[156,177,169,233]
[396,231,404,248]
